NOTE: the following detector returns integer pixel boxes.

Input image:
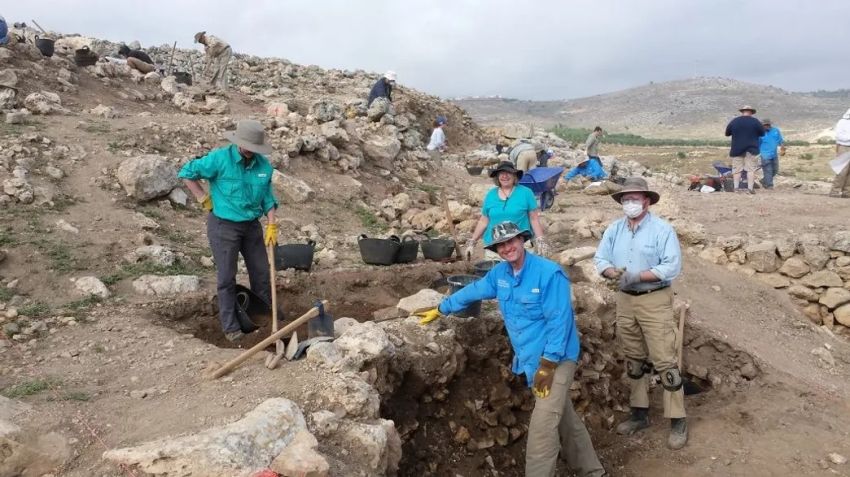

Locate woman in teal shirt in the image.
[465,161,548,257]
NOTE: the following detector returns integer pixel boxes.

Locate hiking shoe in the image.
[224,330,245,342]
[747,188,756,195]
[668,418,688,450]
[616,407,650,435]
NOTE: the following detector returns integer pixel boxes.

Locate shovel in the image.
[265,244,285,370]
[676,303,704,395]
[288,300,335,361]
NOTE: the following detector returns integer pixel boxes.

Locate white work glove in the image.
[464,239,476,260]
[533,236,549,257]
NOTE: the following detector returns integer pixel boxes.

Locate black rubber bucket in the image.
[422,238,456,261]
[394,236,419,263]
[173,71,193,86]
[35,37,54,57]
[466,165,483,176]
[74,46,98,67]
[447,275,481,318]
[473,260,500,277]
[358,234,400,266]
[274,240,316,271]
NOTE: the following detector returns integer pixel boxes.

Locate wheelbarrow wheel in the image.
[541,191,555,211]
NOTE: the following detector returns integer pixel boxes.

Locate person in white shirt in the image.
[427,115,448,162]
[832,108,850,198]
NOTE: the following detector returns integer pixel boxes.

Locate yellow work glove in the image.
[264,223,278,246]
[415,308,442,325]
[198,194,213,212]
[532,358,558,399]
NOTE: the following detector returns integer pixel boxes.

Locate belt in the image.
[620,286,669,296]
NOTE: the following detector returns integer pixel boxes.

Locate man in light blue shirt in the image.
[758,118,784,189]
[594,177,687,450]
[417,222,607,476]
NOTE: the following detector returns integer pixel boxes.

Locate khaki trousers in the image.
[126,57,155,74]
[207,46,232,89]
[526,361,605,477]
[832,144,850,195]
[731,152,759,190]
[616,287,685,419]
[516,149,538,172]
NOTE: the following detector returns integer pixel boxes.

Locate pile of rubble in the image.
[697,231,850,336]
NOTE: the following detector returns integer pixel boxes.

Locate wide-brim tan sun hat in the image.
[610,177,660,205]
[223,120,273,155]
[739,105,756,113]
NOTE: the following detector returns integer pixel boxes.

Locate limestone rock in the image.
[755,273,790,289]
[779,257,810,278]
[168,187,189,206]
[570,260,605,284]
[362,135,401,169]
[269,429,329,477]
[116,155,179,201]
[699,247,728,265]
[831,231,850,253]
[835,304,850,327]
[89,104,116,119]
[774,237,797,259]
[787,285,819,302]
[558,246,598,266]
[819,288,850,310]
[675,222,706,245]
[132,275,199,296]
[103,398,309,477]
[716,235,745,252]
[802,270,843,289]
[305,342,344,369]
[310,100,340,123]
[335,321,395,361]
[745,241,778,273]
[272,170,314,203]
[124,245,176,266]
[267,102,290,117]
[23,91,68,115]
[397,289,445,315]
[342,420,402,475]
[73,276,111,299]
[467,183,491,207]
[317,374,380,419]
[799,243,830,271]
[367,97,391,122]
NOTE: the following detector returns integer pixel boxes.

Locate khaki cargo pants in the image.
[516,149,538,172]
[525,361,606,477]
[126,57,155,74]
[832,144,850,196]
[207,46,232,89]
[616,287,685,419]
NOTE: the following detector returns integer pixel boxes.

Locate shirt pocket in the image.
[245,171,271,206]
[519,294,544,319]
[640,243,659,265]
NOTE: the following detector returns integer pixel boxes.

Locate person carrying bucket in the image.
[417,221,609,477]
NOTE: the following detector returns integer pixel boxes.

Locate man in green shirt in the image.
[585,126,604,167]
[178,120,279,342]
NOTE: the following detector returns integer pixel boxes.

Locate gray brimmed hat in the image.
[610,177,660,205]
[489,161,523,180]
[194,31,206,43]
[485,221,532,252]
[739,105,756,113]
[762,118,772,125]
[223,120,273,155]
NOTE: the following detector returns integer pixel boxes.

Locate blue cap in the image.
[436,115,447,125]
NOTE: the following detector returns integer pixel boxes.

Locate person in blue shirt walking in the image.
[758,118,785,189]
[594,177,687,450]
[565,157,608,182]
[367,71,396,106]
[417,221,607,477]
[178,120,279,343]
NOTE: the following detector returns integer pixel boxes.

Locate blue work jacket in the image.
[438,252,580,386]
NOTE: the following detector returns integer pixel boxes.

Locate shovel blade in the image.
[308,301,335,339]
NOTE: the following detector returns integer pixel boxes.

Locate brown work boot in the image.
[668,418,688,450]
[616,407,649,435]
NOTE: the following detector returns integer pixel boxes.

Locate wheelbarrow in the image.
[518,166,565,210]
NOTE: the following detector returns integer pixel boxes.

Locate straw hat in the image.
[739,105,756,113]
[223,120,272,155]
[194,31,206,43]
[610,177,660,204]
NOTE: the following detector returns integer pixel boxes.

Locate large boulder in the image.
[675,222,706,245]
[716,236,745,252]
[802,270,843,289]
[799,243,830,271]
[745,241,778,273]
[366,97,391,122]
[132,275,200,296]
[73,276,111,299]
[103,398,314,477]
[397,289,444,315]
[116,155,179,201]
[362,135,401,169]
[272,170,314,204]
[819,288,850,310]
[835,304,850,327]
[831,231,850,253]
[779,257,810,278]
[310,100,341,123]
[342,420,401,475]
[23,91,68,115]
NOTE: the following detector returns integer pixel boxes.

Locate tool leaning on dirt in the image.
[418,221,608,476]
[178,120,279,343]
[594,176,688,450]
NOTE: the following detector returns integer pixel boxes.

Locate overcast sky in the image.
[5,0,849,100]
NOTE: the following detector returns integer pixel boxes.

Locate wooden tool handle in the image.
[677,304,688,369]
[267,244,278,334]
[207,300,329,379]
[562,250,596,266]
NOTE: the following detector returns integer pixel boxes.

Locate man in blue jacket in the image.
[367,71,396,106]
[178,120,279,342]
[417,221,607,477]
[758,118,784,189]
[565,157,608,182]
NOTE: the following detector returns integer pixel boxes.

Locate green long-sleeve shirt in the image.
[178,144,278,222]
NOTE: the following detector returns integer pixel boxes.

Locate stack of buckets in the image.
[445,260,499,318]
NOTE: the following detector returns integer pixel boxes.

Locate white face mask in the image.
[622,200,644,218]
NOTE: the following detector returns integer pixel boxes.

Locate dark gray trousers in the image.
[207,214,271,333]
